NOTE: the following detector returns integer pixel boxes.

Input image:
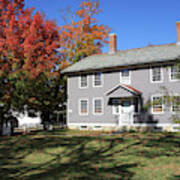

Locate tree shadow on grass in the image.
[137,133,180,158]
[0,135,137,180]
[105,133,180,159]
[0,132,180,180]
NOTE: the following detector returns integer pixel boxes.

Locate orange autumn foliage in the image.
[60,0,110,63]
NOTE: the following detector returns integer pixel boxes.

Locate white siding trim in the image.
[92,97,104,115]
[79,98,89,116]
[150,67,163,83]
[68,123,179,127]
[68,123,117,126]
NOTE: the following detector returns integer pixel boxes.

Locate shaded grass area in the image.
[0,131,180,180]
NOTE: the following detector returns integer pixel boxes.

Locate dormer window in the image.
[120,70,131,84]
[93,72,103,87]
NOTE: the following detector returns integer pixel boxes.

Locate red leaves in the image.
[0,0,62,80]
[0,0,109,80]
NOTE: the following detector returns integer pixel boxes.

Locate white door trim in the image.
[119,99,134,126]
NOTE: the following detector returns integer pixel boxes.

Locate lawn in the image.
[0,130,180,180]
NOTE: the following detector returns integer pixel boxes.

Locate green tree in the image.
[0,0,63,134]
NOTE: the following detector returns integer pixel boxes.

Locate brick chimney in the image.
[176,21,180,44]
[109,33,117,53]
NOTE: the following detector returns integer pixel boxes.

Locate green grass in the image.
[0,130,180,180]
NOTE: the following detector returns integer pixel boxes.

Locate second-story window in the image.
[170,65,180,81]
[94,72,102,87]
[80,75,88,88]
[120,69,131,84]
[151,67,163,83]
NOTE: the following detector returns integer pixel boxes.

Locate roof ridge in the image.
[100,42,176,56]
[116,43,176,53]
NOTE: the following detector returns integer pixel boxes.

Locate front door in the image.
[119,100,133,125]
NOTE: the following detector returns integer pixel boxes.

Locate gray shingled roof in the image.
[62,43,180,74]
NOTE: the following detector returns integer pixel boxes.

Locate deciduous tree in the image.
[60,0,110,63]
[0,0,66,133]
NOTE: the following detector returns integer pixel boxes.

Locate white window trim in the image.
[151,94,164,115]
[112,105,120,115]
[79,75,89,89]
[92,73,103,88]
[79,98,89,116]
[150,67,163,83]
[93,97,104,115]
[120,70,131,84]
[169,66,180,82]
[170,93,180,114]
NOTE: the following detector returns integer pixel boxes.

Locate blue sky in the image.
[25,0,180,52]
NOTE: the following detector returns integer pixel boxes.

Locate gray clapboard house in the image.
[62,22,180,132]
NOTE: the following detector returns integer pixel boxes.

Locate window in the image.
[93,126,102,130]
[80,75,88,88]
[93,72,102,87]
[120,70,131,84]
[112,99,120,115]
[171,96,180,113]
[170,65,180,81]
[79,99,88,115]
[93,98,103,115]
[112,105,119,115]
[152,95,163,114]
[80,126,88,130]
[151,67,163,83]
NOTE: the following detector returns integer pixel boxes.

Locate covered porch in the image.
[106,84,143,126]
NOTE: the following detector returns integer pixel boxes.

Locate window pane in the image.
[152,96,163,113]
[122,70,129,77]
[171,66,180,80]
[152,67,162,82]
[80,100,88,114]
[114,105,119,113]
[120,70,130,84]
[94,99,102,113]
[153,96,163,112]
[81,75,87,87]
[94,72,102,86]
[172,96,180,112]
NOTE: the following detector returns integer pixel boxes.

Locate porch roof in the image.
[106,84,142,97]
